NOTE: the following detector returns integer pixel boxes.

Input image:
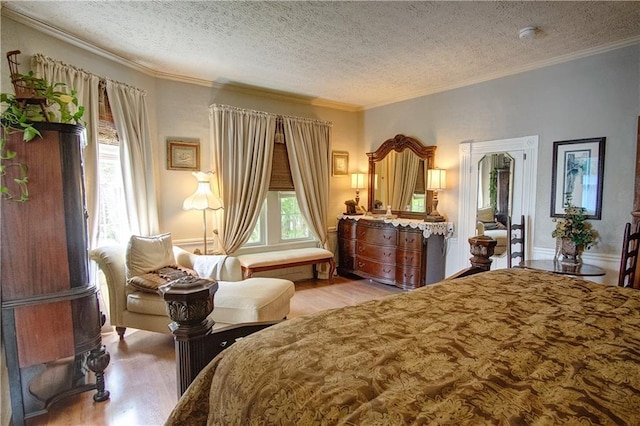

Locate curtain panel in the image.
[282,117,331,248]
[210,105,276,254]
[105,80,159,236]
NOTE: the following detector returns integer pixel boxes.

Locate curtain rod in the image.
[33,53,147,96]
[210,103,332,127]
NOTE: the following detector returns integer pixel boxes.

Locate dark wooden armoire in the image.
[1,122,109,425]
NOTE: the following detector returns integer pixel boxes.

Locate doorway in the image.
[457,136,539,271]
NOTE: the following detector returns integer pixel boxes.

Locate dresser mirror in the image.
[367,134,436,219]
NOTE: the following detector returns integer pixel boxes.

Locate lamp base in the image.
[424,212,445,222]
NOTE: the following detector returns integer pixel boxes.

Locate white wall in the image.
[362,45,640,276]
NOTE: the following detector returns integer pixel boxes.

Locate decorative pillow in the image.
[125,233,175,279]
[128,265,198,294]
[476,207,495,223]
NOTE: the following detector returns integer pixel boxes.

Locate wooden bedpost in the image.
[160,277,218,397]
[468,235,497,271]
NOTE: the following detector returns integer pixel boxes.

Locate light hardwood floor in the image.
[26,276,401,426]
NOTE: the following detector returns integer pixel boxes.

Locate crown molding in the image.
[2,8,360,113]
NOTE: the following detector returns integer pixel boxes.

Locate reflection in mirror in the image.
[476,153,514,256]
[368,135,436,219]
[374,151,425,212]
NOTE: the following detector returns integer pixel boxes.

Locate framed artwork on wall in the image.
[332,151,349,176]
[167,139,200,171]
[550,137,605,219]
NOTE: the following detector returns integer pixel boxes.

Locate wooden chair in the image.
[6,50,49,121]
[618,222,640,288]
[507,215,526,268]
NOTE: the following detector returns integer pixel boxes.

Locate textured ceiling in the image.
[3,1,640,109]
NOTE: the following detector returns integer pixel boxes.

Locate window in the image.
[244,120,314,249]
[247,203,265,245]
[96,88,129,246]
[411,193,426,212]
[97,143,129,246]
[245,191,313,247]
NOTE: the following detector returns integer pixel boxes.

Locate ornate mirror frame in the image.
[367,134,437,220]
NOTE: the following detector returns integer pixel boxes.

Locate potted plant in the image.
[552,204,598,264]
[1,51,84,201]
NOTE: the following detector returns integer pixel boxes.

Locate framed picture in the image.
[550,137,605,219]
[332,151,349,176]
[167,139,200,171]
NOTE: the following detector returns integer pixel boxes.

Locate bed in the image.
[165,268,640,425]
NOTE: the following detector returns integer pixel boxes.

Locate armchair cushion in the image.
[126,233,175,278]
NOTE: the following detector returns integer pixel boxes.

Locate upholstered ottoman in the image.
[213,278,295,324]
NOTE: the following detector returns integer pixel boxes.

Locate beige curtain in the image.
[105,80,159,236]
[210,105,276,254]
[282,117,331,248]
[33,54,101,248]
[391,150,420,210]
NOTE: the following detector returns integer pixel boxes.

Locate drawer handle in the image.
[404,273,414,279]
[383,235,392,240]
[358,262,365,268]
[384,252,391,257]
[383,268,392,274]
[358,231,365,237]
[405,238,415,243]
[404,256,414,262]
[358,247,364,252]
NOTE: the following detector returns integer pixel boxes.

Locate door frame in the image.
[457,136,539,271]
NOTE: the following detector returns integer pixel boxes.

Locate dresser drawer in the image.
[338,239,356,272]
[396,249,422,268]
[397,230,422,250]
[356,258,395,281]
[357,243,395,263]
[356,225,396,245]
[396,264,422,289]
[338,219,357,240]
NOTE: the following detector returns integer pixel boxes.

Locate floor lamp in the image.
[183,171,223,254]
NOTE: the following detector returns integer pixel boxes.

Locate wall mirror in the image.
[367,134,436,219]
[476,153,514,257]
[477,153,514,225]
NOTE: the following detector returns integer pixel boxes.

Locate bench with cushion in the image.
[91,234,295,338]
[237,248,336,282]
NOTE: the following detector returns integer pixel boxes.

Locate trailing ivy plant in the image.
[1,71,84,202]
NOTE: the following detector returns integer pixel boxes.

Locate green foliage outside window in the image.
[280,193,309,240]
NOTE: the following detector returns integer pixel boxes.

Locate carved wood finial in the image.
[468,235,498,271]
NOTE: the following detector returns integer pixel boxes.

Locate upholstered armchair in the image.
[90,245,295,338]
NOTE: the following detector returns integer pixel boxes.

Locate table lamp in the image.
[351,173,366,207]
[426,168,446,222]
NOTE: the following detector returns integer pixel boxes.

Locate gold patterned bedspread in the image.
[166,268,640,425]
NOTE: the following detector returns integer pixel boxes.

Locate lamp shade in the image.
[183,171,223,211]
[427,169,446,191]
[351,173,366,190]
